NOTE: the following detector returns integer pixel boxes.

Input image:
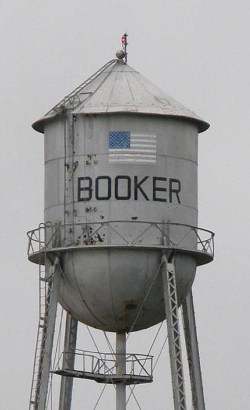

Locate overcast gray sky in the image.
[0,1,250,409]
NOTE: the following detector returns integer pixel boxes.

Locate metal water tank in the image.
[31,59,212,332]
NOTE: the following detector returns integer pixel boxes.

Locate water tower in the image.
[27,36,214,410]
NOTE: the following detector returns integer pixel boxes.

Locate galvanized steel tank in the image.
[32,59,212,332]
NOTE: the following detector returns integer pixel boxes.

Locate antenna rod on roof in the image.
[121,33,128,63]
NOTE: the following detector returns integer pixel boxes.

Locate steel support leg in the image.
[116,332,126,410]
[59,313,78,410]
[162,255,187,410]
[37,257,61,410]
[182,291,206,410]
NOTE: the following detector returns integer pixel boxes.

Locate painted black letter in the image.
[153,177,167,202]
[134,176,149,200]
[78,177,92,201]
[169,178,181,204]
[115,176,131,200]
[95,176,111,200]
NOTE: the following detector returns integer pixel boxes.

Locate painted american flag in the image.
[109,131,157,164]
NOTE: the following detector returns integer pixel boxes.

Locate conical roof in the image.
[33,59,209,133]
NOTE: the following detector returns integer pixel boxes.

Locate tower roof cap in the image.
[32,59,209,133]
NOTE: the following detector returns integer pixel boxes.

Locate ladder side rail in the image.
[49,59,116,114]
[29,230,49,409]
[63,112,76,245]
[36,257,61,410]
[29,300,47,408]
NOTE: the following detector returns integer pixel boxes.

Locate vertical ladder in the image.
[59,104,78,410]
[29,260,47,409]
[29,255,60,410]
[29,246,56,410]
[63,111,76,245]
[162,254,187,410]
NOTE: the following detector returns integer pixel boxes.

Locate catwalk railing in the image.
[53,349,153,384]
[27,220,214,261]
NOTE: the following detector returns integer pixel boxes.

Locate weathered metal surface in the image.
[27,220,214,332]
[62,249,196,332]
[32,60,209,133]
[27,221,215,265]
[44,114,199,225]
[28,53,215,410]
[30,58,214,333]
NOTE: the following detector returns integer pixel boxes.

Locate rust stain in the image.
[85,153,97,166]
[124,299,139,311]
[118,299,146,325]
